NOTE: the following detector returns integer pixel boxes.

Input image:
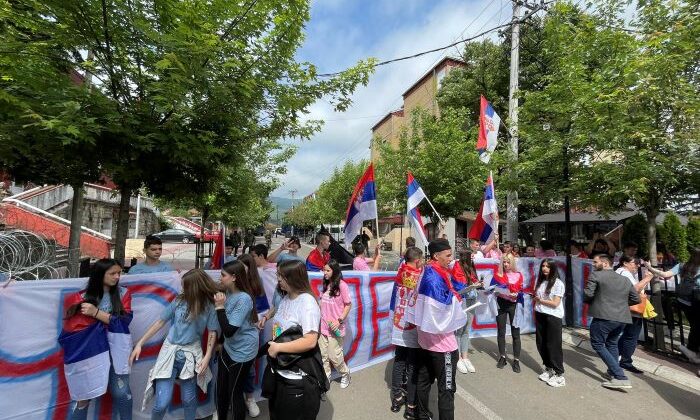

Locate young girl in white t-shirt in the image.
[266,260,325,420]
[533,258,566,387]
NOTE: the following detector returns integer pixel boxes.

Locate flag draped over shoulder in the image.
[58,288,133,401]
[211,225,226,269]
[468,172,498,243]
[344,164,378,248]
[405,261,466,335]
[406,172,429,247]
[476,95,501,164]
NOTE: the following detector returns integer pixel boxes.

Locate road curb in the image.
[562,327,700,392]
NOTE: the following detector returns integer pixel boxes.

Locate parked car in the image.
[152,229,196,243]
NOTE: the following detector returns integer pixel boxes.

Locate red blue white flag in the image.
[468,172,499,243]
[344,164,378,248]
[476,95,501,164]
[406,172,428,247]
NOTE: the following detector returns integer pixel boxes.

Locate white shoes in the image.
[538,367,554,382]
[679,345,700,364]
[245,397,260,418]
[457,358,476,374]
[547,374,566,387]
[340,374,351,389]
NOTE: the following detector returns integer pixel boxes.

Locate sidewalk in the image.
[562,326,700,392]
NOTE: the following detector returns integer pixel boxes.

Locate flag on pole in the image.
[476,95,501,164]
[211,224,226,269]
[406,172,428,246]
[468,172,498,243]
[344,164,378,248]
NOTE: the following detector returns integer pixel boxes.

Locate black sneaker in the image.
[497,356,507,369]
[621,364,644,374]
[512,359,521,373]
[391,395,406,413]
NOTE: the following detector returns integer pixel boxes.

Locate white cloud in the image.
[273,0,511,199]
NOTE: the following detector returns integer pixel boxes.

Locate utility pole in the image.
[289,189,297,236]
[506,0,521,245]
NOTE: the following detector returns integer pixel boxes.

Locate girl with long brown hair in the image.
[129,269,219,420]
[214,260,259,420]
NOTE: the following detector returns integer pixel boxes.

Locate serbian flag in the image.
[407,172,428,246]
[211,224,226,269]
[476,95,501,164]
[468,172,498,243]
[344,164,378,248]
[404,261,467,335]
[58,288,133,401]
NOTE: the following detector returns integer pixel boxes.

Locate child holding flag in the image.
[389,246,423,419]
[60,259,133,420]
[319,260,352,387]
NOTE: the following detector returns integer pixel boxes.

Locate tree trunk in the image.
[113,186,132,266]
[196,206,209,269]
[645,207,666,351]
[646,208,659,266]
[67,183,84,277]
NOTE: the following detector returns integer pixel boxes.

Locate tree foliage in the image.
[660,212,689,262]
[0,0,375,257]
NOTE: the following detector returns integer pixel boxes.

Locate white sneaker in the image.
[680,345,700,364]
[547,374,566,387]
[538,367,554,382]
[464,358,476,373]
[340,374,351,389]
[246,397,260,418]
[457,359,469,374]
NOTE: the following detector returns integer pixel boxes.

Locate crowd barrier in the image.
[0,257,593,419]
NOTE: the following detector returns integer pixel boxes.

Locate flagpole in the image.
[423,195,445,226]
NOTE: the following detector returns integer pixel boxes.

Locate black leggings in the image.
[496,297,521,358]
[217,350,253,420]
[391,346,418,405]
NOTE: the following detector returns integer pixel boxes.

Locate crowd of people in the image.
[58,231,700,420]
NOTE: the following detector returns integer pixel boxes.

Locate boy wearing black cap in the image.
[406,238,467,420]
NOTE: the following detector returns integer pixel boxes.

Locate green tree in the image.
[1,0,375,264]
[622,214,648,258]
[518,0,700,263]
[687,217,700,251]
[661,212,689,262]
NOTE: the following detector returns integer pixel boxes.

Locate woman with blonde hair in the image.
[493,253,524,372]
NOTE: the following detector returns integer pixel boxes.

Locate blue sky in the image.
[272,0,513,199]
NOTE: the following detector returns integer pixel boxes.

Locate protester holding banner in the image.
[352,241,381,271]
[59,259,134,420]
[266,260,328,420]
[130,269,219,420]
[319,260,352,387]
[533,259,566,387]
[493,253,524,373]
[214,260,259,420]
[390,246,423,418]
[455,251,483,374]
[406,238,466,420]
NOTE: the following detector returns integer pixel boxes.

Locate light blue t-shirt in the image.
[221,292,258,362]
[277,253,305,263]
[160,299,219,345]
[272,289,284,309]
[129,261,175,274]
[96,286,128,313]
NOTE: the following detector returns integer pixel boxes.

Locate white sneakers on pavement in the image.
[340,374,351,389]
[246,397,260,418]
[680,345,700,364]
[457,358,476,374]
[547,374,566,387]
[538,367,554,382]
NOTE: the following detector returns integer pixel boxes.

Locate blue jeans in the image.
[618,317,644,368]
[151,357,198,420]
[455,297,477,355]
[70,366,132,420]
[589,318,628,380]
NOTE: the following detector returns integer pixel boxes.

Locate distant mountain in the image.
[269,196,302,221]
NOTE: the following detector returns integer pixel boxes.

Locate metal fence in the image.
[642,274,691,359]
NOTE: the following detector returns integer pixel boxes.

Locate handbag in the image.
[630,293,647,315]
[257,324,304,368]
[642,300,657,319]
